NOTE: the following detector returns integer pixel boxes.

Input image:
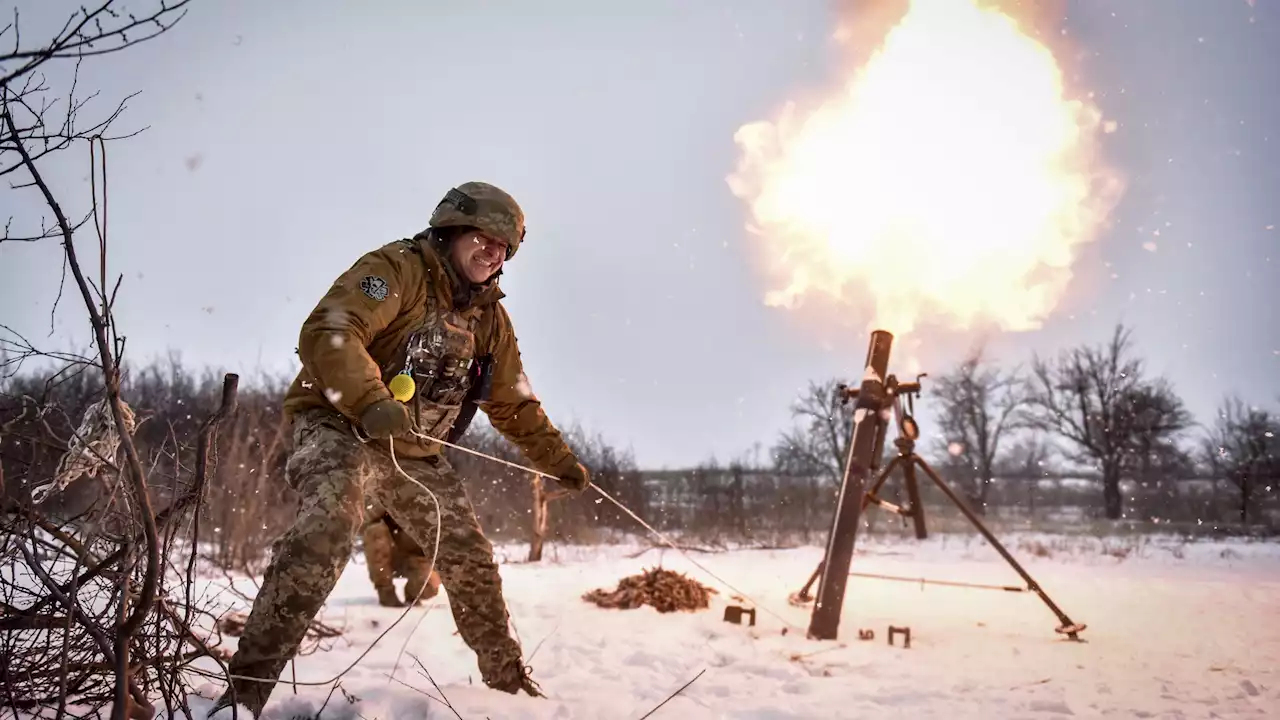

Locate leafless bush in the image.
[1203,395,1280,525]
[3,358,298,573]
[0,3,226,717]
[2,373,237,719]
[193,370,294,574]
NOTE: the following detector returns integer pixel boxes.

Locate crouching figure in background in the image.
[362,499,441,607]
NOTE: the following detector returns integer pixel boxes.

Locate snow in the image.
[176,532,1280,718]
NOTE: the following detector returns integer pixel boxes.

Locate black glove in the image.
[555,462,591,493]
[360,399,411,439]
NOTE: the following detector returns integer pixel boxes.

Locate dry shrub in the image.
[1017,538,1054,558]
[1106,544,1132,561]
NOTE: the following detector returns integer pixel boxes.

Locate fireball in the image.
[727,0,1123,337]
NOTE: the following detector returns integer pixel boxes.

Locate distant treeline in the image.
[3,321,1277,572]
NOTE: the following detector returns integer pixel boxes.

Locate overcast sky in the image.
[2,0,1277,470]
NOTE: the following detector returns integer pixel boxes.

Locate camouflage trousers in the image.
[221,409,527,714]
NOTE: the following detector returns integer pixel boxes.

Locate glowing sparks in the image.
[727,0,1123,337]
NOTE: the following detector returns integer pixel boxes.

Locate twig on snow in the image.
[412,655,463,720]
[637,668,706,720]
[379,672,445,708]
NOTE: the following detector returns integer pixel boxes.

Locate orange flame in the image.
[727,0,1123,338]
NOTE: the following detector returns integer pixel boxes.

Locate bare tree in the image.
[931,348,1028,513]
[771,379,853,487]
[1026,324,1187,520]
[0,3,211,719]
[998,435,1053,519]
[1204,396,1278,525]
[1115,379,1195,518]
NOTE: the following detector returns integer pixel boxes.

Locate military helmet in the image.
[428,181,526,260]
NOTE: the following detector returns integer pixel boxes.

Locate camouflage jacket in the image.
[281,236,578,476]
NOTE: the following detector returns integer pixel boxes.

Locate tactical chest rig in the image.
[397,299,494,445]
[387,238,496,446]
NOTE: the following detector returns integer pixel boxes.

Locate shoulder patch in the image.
[360,275,389,302]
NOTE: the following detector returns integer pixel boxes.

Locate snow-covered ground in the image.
[187,532,1280,719]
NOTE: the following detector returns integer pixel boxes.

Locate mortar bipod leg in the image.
[913,455,1087,641]
[791,455,905,605]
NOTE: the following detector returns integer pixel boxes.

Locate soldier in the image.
[361,499,441,607]
[388,514,443,604]
[211,182,592,717]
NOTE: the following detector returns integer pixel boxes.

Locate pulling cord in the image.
[407,429,803,632]
[217,422,805,699]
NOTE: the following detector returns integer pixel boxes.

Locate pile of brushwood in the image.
[582,567,717,613]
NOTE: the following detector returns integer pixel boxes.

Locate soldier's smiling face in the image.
[449,229,508,284]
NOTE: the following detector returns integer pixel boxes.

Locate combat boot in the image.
[518,671,545,698]
[375,584,403,607]
[487,659,545,698]
[403,566,441,605]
